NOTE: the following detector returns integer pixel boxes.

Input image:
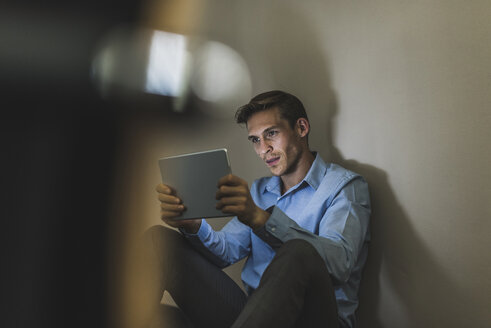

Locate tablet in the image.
[158,148,232,220]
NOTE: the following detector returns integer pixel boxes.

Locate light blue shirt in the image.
[183,153,371,327]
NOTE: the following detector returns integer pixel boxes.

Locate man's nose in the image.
[259,140,272,155]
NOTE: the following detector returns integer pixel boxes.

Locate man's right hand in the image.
[156,183,201,234]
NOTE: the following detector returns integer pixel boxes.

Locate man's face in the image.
[246,107,304,177]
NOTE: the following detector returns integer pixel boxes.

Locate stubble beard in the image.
[271,146,302,177]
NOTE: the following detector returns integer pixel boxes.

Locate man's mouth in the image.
[265,156,280,166]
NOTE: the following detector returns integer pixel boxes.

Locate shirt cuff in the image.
[196,219,213,241]
[180,219,212,249]
[253,206,287,249]
[180,219,210,242]
[179,219,230,268]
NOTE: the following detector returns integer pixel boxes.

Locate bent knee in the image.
[279,238,317,254]
[144,225,180,240]
[142,225,185,253]
[276,239,323,267]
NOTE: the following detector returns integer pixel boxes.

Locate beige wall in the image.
[112,1,491,327]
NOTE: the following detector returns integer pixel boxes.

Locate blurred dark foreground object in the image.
[0,1,139,327]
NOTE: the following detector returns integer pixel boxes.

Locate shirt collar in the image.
[302,152,327,190]
[262,152,327,195]
[264,175,282,196]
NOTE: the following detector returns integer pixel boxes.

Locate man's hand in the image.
[156,183,201,234]
[215,174,270,230]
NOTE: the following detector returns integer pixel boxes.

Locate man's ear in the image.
[296,118,310,138]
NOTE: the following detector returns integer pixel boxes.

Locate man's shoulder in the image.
[319,163,365,192]
[325,163,360,180]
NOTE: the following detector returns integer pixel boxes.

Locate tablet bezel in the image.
[158,148,232,220]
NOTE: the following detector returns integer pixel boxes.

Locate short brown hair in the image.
[235,90,309,128]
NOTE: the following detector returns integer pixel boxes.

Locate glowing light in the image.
[145,30,189,97]
[91,27,251,115]
[191,41,251,104]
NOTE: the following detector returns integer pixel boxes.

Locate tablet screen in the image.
[159,148,232,220]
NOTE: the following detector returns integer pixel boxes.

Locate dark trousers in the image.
[142,225,339,328]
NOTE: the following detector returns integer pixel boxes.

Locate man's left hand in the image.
[216,174,270,230]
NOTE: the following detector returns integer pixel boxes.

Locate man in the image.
[150,90,370,327]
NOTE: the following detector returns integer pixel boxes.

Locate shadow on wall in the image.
[319,49,470,328]
[238,2,471,327]
[336,156,470,327]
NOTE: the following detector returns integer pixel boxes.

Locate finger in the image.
[163,220,183,228]
[158,193,182,204]
[216,196,246,209]
[156,183,176,195]
[161,217,188,228]
[217,174,245,188]
[160,209,184,220]
[160,203,186,212]
[215,185,246,199]
[219,205,244,215]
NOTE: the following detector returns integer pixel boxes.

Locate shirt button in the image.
[271,227,276,232]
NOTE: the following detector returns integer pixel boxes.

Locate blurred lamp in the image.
[91,27,251,116]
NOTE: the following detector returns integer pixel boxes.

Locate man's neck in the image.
[280,150,315,194]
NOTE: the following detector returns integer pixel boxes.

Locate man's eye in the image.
[251,137,260,144]
[267,131,277,137]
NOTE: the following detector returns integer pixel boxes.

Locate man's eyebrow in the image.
[247,125,281,141]
[263,126,280,133]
